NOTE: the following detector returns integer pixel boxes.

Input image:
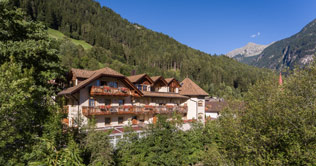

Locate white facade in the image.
[185,97,205,122]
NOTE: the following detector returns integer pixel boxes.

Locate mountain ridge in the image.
[249,18,316,70]
[227,42,268,58]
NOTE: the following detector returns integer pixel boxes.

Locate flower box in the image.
[123,105,132,109]
[99,105,106,109]
[144,105,154,108]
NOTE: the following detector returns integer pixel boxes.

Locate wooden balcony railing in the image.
[82,105,188,117]
[90,86,138,97]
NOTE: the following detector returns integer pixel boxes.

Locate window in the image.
[136,84,142,91]
[101,81,107,86]
[108,82,118,88]
[96,80,100,86]
[105,99,111,105]
[198,100,203,107]
[105,117,111,125]
[118,99,124,106]
[143,85,147,91]
[118,117,124,124]
[89,99,95,107]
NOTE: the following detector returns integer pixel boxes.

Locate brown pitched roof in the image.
[93,67,124,77]
[151,76,168,85]
[71,68,95,78]
[127,74,146,82]
[58,67,140,96]
[165,78,181,86]
[71,68,123,79]
[142,91,188,99]
[127,74,154,84]
[151,76,161,82]
[165,78,174,84]
[205,101,228,112]
[179,78,209,96]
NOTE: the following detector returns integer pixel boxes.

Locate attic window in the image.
[101,81,107,86]
[108,82,118,88]
[136,84,142,91]
[143,85,147,91]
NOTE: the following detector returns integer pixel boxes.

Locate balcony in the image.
[82,105,188,117]
[90,86,137,97]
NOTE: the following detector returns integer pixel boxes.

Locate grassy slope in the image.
[48,28,92,50]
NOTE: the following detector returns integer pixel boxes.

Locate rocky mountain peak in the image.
[226,42,272,58]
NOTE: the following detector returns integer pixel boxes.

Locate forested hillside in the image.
[10,0,270,97]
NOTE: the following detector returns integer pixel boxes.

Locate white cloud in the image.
[250,32,261,38]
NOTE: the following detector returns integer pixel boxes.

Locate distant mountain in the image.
[249,19,316,70]
[227,42,271,58]
[226,42,272,63]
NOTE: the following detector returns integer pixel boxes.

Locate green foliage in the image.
[24,112,84,166]
[115,115,205,166]
[0,2,66,164]
[0,1,65,94]
[82,120,114,166]
[204,63,316,165]
[26,137,84,166]
[0,61,36,165]
[12,0,271,98]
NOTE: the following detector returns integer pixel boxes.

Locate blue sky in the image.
[97,0,316,54]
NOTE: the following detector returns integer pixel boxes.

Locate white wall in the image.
[185,97,205,122]
[95,115,133,128]
[206,112,219,119]
[157,86,168,92]
[197,97,205,122]
[175,88,179,93]
[186,97,197,120]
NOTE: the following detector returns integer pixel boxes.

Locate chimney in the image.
[131,70,136,76]
[279,72,283,86]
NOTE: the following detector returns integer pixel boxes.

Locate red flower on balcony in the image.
[123,105,132,109]
[166,105,174,108]
[106,105,112,109]
[120,87,128,93]
[99,105,106,109]
[103,86,111,90]
[144,105,154,108]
